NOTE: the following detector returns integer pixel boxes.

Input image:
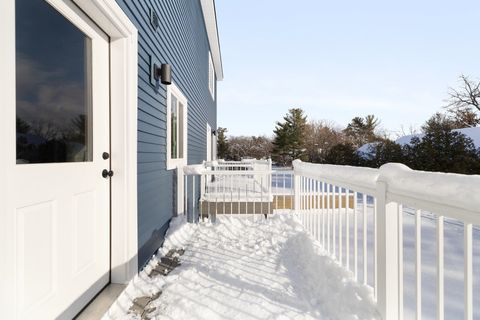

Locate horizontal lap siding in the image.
[115,0,216,268]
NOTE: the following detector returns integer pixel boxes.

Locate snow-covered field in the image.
[104,214,379,320]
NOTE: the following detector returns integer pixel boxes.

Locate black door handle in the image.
[102,152,110,160]
[102,169,114,178]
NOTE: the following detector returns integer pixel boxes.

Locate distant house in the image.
[357,127,480,159]
[0,0,222,318]
[395,127,480,148]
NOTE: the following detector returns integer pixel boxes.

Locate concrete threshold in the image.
[75,283,126,320]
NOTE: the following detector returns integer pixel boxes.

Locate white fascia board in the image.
[200,0,224,81]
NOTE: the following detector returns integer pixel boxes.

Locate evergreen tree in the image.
[404,125,480,174]
[323,143,360,166]
[344,114,380,147]
[363,140,404,168]
[272,108,307,165]
[216,127,229,159]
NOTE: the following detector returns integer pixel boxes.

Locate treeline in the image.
[217,75,480,174]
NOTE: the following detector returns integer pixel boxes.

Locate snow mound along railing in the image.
[292,160,480,320]
[183,159,273,222]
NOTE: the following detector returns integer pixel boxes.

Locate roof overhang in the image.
[200,0,224,81]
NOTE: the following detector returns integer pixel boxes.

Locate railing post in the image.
[294,173,301,213]
[376,180,400,320]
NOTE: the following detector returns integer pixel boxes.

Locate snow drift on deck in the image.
[104,214,380,320]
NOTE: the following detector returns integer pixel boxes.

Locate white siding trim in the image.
[208,51,216,99]
[200,0,223,81]
[166,83,189,171]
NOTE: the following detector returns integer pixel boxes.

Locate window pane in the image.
[16,0,93,164]
[178,102,184,159]
[171,95,178,159]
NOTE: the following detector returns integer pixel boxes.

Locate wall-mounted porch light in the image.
[150,55,172,86]
[154,63,171,85]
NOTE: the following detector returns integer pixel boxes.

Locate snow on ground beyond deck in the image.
[104,214,380,320]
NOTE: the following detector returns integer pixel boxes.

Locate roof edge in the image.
[200,0,224,81]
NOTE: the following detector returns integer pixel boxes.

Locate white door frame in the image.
[74,0,139,285]
[0,1,138,318]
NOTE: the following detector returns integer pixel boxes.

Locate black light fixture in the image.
[154,63,172,85]
[212,129,217,136]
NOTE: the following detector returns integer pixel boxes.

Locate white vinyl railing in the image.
[293,160,480,320]
[183,160,273,221]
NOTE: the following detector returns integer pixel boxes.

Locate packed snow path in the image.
[104,214,380,320]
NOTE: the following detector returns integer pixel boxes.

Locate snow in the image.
[293,160,379,192]
[183,164,206,175]
[356,142,379,160]
[378,163,480,213]
[103,214,380,320]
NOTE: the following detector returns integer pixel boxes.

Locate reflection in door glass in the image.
[16,0,92,164]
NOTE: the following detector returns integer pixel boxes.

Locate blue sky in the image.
[215,0,480,138]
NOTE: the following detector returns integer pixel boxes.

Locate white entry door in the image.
[7,0,111,318]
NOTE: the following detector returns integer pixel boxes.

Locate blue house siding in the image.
[115,0,217,268]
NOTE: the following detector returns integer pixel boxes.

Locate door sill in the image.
[74,283,126,320]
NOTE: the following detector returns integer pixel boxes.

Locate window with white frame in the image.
[166,84,188,170]
[208,51,215,98]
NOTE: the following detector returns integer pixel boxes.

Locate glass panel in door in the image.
[16,0,92,164]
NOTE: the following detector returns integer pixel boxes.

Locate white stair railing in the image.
[183,160,273,222]
[293,160,480,320]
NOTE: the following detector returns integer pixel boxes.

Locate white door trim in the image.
[72,0,139,284]
[0,1,138,318]
[0,1,16,318]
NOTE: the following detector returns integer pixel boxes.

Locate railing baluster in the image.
[415,209,422,320]
[184,174,188,217]
[398,204,404,319]
[215,174,218,220]
[275,171,278,210]
[346,189,350,271]
[311,178,314,237]
[315,179,319,241]
[327,183,331,254]
[193,176,197,222]
[207,174,211,220]
[363,193,368,285]
[333,186,336,257]
[261,177,264,218]
[374,197,378,300]
[245,183,248,216]
[464,222,473,320]
[354,191,358,281]
[223,174,226,215]
[339,187,343,265]
[322,181,325,248]
[437,214,443,320]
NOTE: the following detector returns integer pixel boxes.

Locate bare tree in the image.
[227,136,272,161]
[304,120,346,163]
[445,74,480,127]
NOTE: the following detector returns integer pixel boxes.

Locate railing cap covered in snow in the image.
[293,159,480,214]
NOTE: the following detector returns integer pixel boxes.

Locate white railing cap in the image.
[183,164,206,175]
[378,163,480,213]
[293,160,379,191]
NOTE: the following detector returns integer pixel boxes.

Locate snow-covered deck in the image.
[103,214,379,320]
[104,159,480,319]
